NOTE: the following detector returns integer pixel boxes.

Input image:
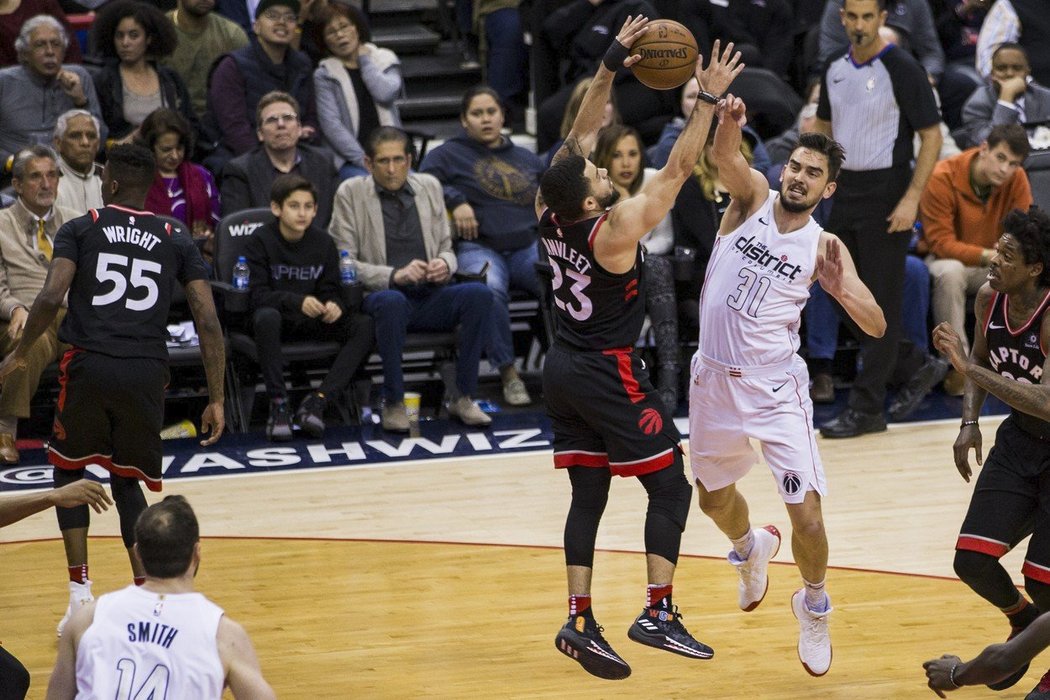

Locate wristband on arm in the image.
[602,40,629,71]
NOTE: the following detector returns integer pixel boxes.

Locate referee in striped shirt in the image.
[814,0,943,438]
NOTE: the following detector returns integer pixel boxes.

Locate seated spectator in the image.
[91,1,198,147]
[592,123,679,412]
[138,108,221,263]
[329,126,494,431]
[206,0,317,172]
[919,123,1032,394]
[532,0,671,153]
[314,2,403,181]
[0,0,83,67]
[956,42,1050,149]
[221,91,337,226]
[0,15,106,172]
[420,86,542,407]
[163,0,249,123]
[975,0,1050,86]
[543,77,620,168]
[648,77,771,174]
[474,0,529,122]
[929,0,988,128]
[52,108,104,213]
[243,173,375,441]
[0,145,76,464]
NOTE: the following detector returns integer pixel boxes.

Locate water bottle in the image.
[232,256,249,290]
[339,250,357,285]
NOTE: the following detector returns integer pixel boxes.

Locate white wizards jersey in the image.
[75,585,225,700]
[698,190,822,368]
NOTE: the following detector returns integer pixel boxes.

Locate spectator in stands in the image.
[329,127,495,431]
[708,0,794,78]
[648,76,771,173]
[314,2,402,181]
[532,0,671,153]
[591,123,680,412]
[214,0,254,34]
[163,0,248,123]
[976,0,1050,86]
[956,42,1050,149]
[91,1,198,146]
[221,91,337,226]
[817,0,945,81]
[0,15,105,172]
[475,0,529,122]
[206,0,317,171]
[52,109,103,213]
[420,86,541,407]
[0,0,83,67]
[543,77,620,167]
[0,146,76,464]
[919,123,1032,394]
[138,108,221,261]
[815,0,944,438]
[244,173,374,441]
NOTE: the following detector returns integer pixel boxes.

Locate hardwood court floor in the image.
[2,416,1047,698]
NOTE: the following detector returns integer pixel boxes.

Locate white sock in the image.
[803,578,829,612]
[731,529,755,560]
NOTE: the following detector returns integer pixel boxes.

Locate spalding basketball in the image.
[629,20,698,91]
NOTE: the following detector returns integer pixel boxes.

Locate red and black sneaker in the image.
[989,624,1032,690]
[1025,668,1050,699]
[555,615,631,680]
[627,606,714,660]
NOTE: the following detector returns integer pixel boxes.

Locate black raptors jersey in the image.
[53,204,209,360]
[984,289,1050,438]
[539,208,646,351]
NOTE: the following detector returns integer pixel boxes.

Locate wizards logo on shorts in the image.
[782,471,802,495]
[638,408,663,435]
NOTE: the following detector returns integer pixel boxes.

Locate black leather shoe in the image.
[819,408,886,439]
[888,356,950,421]
[810,373,835,404]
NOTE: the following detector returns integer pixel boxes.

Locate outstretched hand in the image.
[815,238,845,298]
[615,15,649,69]
[696,40,744,98]
[923,655,963,698]
[199,402,225,447]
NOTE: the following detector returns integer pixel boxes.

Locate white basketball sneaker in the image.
[57,579,93,638]
[728,525,781,611]
[791,589,833,676]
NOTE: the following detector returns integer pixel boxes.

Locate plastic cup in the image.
[404,392,421,421]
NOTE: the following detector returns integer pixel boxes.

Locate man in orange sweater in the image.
[920,123,1032,393]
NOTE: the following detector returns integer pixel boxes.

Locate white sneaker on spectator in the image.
[728,524,781,611]
[502,378,531,406]
[57,579,93,637]
[791,589,832,676]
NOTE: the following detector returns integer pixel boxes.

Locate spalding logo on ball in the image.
[629,19,698,91]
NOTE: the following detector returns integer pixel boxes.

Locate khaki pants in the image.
[927,256,990,356]
[0,309,68,418]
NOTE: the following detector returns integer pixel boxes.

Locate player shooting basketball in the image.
[536,16,743,680]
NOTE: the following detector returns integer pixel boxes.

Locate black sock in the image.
[1007,600,1041,630]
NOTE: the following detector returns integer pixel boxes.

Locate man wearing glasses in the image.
[221,91,337,226]
[206,0,318,172]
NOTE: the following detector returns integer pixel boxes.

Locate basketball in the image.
[629,20,698,90]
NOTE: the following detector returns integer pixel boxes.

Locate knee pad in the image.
[564,467,612,568]
[953,548,996,582]
[640,461,692,533]
[53,468,89,531]
[110,476,146,549]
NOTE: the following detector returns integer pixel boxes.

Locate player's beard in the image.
[780,184,815,213]
[597,188,620,209]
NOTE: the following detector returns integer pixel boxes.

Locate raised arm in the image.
[815,233,886,338]
[603,41,744,247]
[551,16,650,166]
[0,480,111,529]
[710,94,774,221]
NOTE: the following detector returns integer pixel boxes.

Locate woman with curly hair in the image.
[91,0,197,145]
[592,124,680,412]
[138,108,221,261]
